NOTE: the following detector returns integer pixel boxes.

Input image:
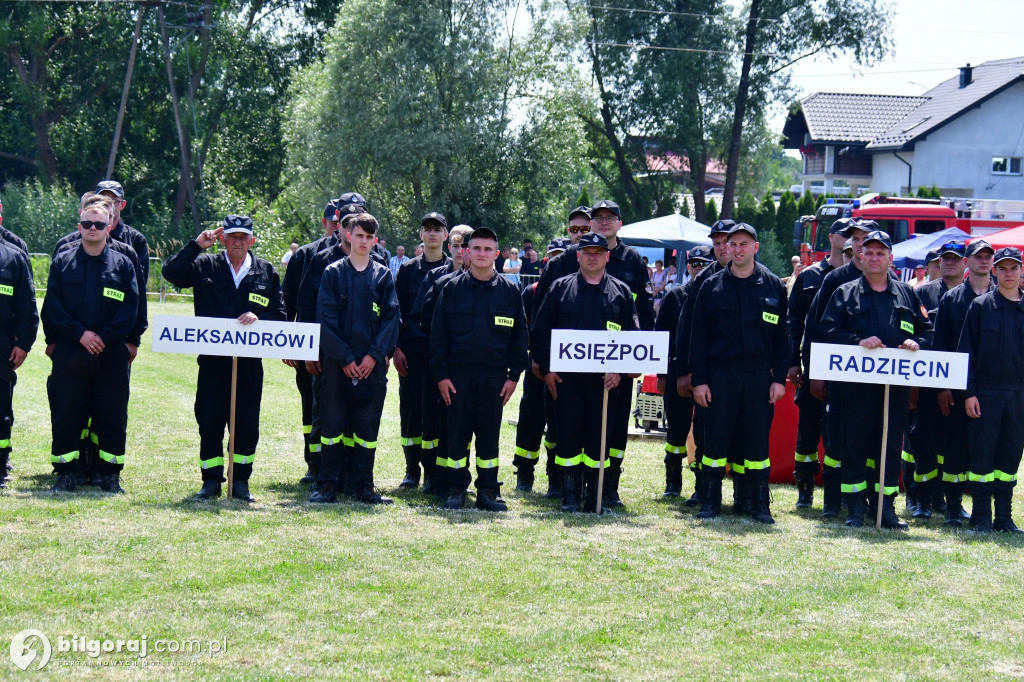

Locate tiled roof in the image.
[867,57,1024,150]
[798,93,928,144]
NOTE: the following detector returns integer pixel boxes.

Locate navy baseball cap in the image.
[222,214,254,235]
[838,218,876,237]
[686,245,713,263]
[323,199,339,220]
[336,191,366,208]
[469,227,498,243]
[569,205,592,220]
[547,237,570,254]
[591,199,620,217]
[421,212,447,229]
[843,238,855,253]
[925,248,941,264]
[709,219,736,235]
[96,180,124,198]
[862,230,892,250]
[829,217,852,235]
[336,203,364,224]
[577,232,609,250]
[939,240,967,258]
[966,240,994,257]
[993,247,1022,265]
[727,223,757,240]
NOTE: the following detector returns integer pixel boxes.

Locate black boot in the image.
[399,446,421,488]
[972,493,993,533]
[993,491,1023,534]
[515,468,534,493]
[100,473,126,494]
[795,472,815,509]
[696,477,722,519]
[232,480,256,503]
[944,486,963,528]
[299,465,318,485]
[195,479,221,499]
[731,472,750,515]
[684,467,702,507]
[913,480,933,519]
[582,469,605,513]
[52,472,76,493]
[880,494,909,530]
[354,485,394,505]
[476,484,507,511]
[560,469,579,512]
[821,472,841,519]
[444,487,467,510]
[545,474,563,499]
[750,481,775,524]
[844,493,865,528]
[0,451,8,489]
[604,460,624,508]
[309,481,338,503]
[664,463,683,497]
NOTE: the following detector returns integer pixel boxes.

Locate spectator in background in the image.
[667,262,678,285]
[651,259,668,311]
[495,246,508,275]
[282,242,299,266]
[503,247,522,285]
[911,264,927,288]
[389,245,409,275]
[378,237,391,263]
[922,248,941,284]
[415,243,424,257]
[520,248,540,280]
[783,255,804,295]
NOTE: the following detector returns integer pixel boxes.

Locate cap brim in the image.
[222,227,253,235]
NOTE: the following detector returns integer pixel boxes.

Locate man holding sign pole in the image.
[162,215,285,502]
[532,232,639,513]
[688,223,790,524]
[820,230,932,529]
[957,247,1024,534]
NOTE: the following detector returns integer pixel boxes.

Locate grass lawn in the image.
[2,301,1023,679]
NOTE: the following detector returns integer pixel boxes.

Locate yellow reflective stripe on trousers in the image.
[515,447,540,460]
[303,424,312,434]
[80,427,90,439]
[309,443,322,453]
[436,456,468,469]
[98,450,125,465]
[841,481,867,493]
[702,456,727,469]
[580,453,610,469]
[994,470,1018,482]
[476,457,499,469]
[542,439,557,450]
[731,463,746,474]
[421,439,439,450]
[969,472,995,483]
[794,452,818,464]
[321,434,343,445]
[913,468,939,483]
[400,436,422,446]
[901,450,914,463]
[936,454,944,466]
[353,435,377,449]
[744,458,770,471]
[0,438,10,449]
[873,483,899,495]
[823,455,841,469]
[233,453,255,464]
[201,457,224,469]
[665,444,687,455]
[608,448,625,459]
[50,451,80,464]
[90,432,99,445]
[555,454,582,467]
[866,459,876,469]
[942,471,966,483]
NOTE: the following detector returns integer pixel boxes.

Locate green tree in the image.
[735,192,759,227]
[681,196,691,219]
[776,190,799,252]
[705,199,719,225]
[576,187,592,208]
[759,191,776,239]
[798,191,816,217]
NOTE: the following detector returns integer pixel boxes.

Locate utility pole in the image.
[106,4,146,178]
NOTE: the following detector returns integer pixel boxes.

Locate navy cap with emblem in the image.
[222,214,254,235]
[863,230,892,250]
[323,199,340,220]
[843,237,854,253]
[829,217,852,235]
[925,247,941,264]
[939,240,967,258]
[727,223,757,240]
[577,232,609,250]
[336,191,366,208]
[687,245,713,263]
[569,205,592,220]
[993,246,1023,265]
[708,219,736,235]
[966,240,995,257]
[839,218,877,237]
[469,226,497,243]
[547,237,570,254]
[335,202,364,224]
[592,199,620,217]
[96,180,125,198]
[421,212,447,229]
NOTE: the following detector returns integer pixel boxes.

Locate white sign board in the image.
[152,315,320,361]
[549,330,669,374]
[809,343,967,390]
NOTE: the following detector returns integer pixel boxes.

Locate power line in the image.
[582,4,782,23]
[590,40,784,58]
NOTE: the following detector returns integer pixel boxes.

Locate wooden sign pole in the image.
[874,384,891,530]
[228,356,239,493]
[595,380,610,515]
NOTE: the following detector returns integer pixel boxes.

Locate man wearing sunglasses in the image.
[905,241,967,519]
[567,206,592,244]
[43,198,139,494]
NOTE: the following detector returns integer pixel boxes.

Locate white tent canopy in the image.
[618,213,712,253]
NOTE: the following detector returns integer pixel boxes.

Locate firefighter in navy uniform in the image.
[657,245,713,502]
[906,240,967,519]
[933,240,994,527]
[532,232,639,512]
[512,238,568,494]
[309,213,399,504]
[394,212,450,490]
[162,215,286,502]
[0,238,38,488]
[688,224,789,524]
[430,227,528,511]
[786,219,848,509]
[533,200,653,508]
[820,230,932,530]
[958,247,1024,534]
[43,201,138,493]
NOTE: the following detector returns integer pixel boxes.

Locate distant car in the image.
[704,188,724,198]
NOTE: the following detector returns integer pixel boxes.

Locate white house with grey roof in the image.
[783,57,1024,199]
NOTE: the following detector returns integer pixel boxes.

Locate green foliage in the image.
[735,192,759,227]
[0,178,79,253]
[756,229,789,277]
[776,190,800,253]
[759,192,777,236]
[798,190,816,217]
[681,196,691,219]
[705,199,719,225]
[576,187,592,208]
[815,194,826,210]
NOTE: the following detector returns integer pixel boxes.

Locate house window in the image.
[992,156,1023,175]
